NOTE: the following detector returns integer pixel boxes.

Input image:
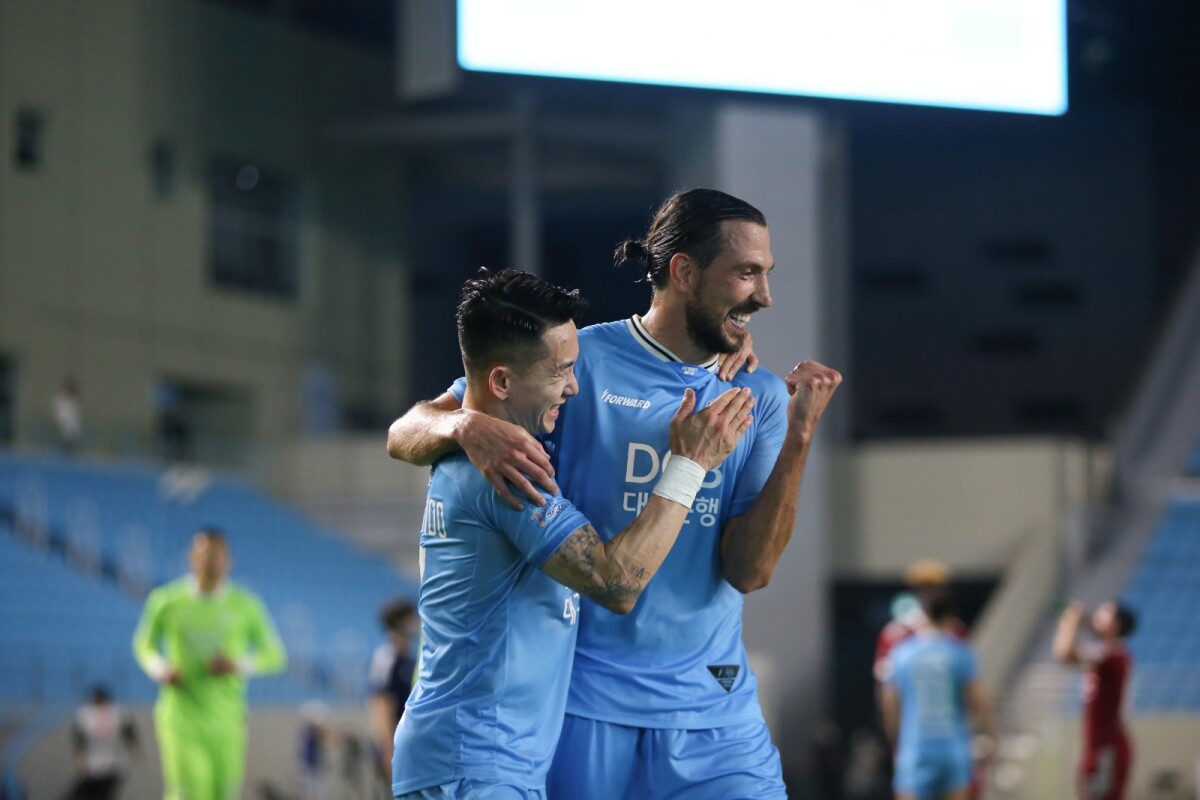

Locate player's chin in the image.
[540,408,560,433]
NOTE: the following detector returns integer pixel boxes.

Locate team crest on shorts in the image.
[707,664,739,691]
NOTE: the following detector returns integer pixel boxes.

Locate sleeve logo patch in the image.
[529,501,568,527]
[707,664,740,692]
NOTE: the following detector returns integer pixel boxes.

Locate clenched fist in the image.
[784,360,842,442]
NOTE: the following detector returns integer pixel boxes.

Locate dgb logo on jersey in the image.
[624,443,722,488]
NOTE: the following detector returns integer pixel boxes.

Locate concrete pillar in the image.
[669,100,850,792]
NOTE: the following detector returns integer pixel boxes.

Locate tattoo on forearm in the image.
[551,525,650,608]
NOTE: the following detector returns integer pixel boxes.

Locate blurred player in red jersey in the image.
[1054,600,1138,800]
[875,560,981,797]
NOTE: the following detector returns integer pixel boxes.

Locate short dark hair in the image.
[380,599,416,633]
[193,527,227,546]
[1114,602,1137,638]
[456,268,587,378]
[918,587,957,624]
[615,188,767,289]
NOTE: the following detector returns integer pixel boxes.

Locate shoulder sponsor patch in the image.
[528,500,568,527]
[707,664,739,692]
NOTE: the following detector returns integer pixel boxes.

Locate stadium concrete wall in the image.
[0,0,409,460]
[832,437,1103,577]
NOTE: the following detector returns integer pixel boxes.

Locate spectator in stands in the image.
[367,598,417,781]
[50,378,83,455]
[132,528,287,800]
[67,685,140,800]
[1054,599,1138,800]
[881,588,994,800]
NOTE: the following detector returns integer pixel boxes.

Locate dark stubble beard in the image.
[684,295,746,356]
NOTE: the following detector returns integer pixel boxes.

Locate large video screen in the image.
[457,0,1067,115]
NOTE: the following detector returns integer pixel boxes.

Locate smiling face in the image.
[683,220,774,355]
[501,321,580,436]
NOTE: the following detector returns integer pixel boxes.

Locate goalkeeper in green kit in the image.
[133,529,286,800]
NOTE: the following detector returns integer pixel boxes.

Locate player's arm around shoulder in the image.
[389,388,558,511]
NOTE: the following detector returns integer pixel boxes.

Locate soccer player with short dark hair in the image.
[133,529,286,800]
[389,190,842,798]
[390,268,753,799]
[881,590,993,800]
[1054,599,1138,800]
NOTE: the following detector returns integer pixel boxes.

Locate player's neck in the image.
[639,304,713,365]
[192,575,223,594]
[462,388,537,438]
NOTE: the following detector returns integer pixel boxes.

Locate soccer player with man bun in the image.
[390,268,753,799]
[389,189,841,798]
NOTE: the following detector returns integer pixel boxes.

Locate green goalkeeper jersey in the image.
[133,577,286,719]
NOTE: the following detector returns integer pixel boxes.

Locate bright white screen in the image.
[458,0,1067,115]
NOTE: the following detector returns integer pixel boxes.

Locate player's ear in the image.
[668,252,697,292]
[488,365,512,400]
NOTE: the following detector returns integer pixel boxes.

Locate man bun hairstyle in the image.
[615,188,767,289]
[457,268,588,378]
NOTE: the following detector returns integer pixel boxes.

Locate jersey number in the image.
[562,594,580,626]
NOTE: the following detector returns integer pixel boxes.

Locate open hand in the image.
[668,387,755,471]
[459,411,558,509]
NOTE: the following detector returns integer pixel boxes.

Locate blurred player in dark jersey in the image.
[368,599,417,780]
[1054,600,1137,800]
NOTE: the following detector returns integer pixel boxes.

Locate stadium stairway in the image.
[0,452,418,707]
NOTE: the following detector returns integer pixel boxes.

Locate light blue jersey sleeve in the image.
[479,488,589,568]
[956,642,979,684]
[448,377,466,402]
[727,372,790,518]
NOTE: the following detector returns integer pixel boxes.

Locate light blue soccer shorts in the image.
[395,779,545,800]
[546,714,786,800]
[893,740,972,799]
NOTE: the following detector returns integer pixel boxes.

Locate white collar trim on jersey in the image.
[627,316,720,372]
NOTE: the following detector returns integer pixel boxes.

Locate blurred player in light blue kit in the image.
[389,190,842,798]
[390,268,754,799]
[881,589,994,800]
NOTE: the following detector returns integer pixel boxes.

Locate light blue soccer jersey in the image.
[889,631,978,760]
[450,317,790,728]
[392,452,589,795]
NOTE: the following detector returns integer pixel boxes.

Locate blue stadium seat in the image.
[0,453,416,706]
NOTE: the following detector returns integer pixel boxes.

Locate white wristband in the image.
[652,455,706,509]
